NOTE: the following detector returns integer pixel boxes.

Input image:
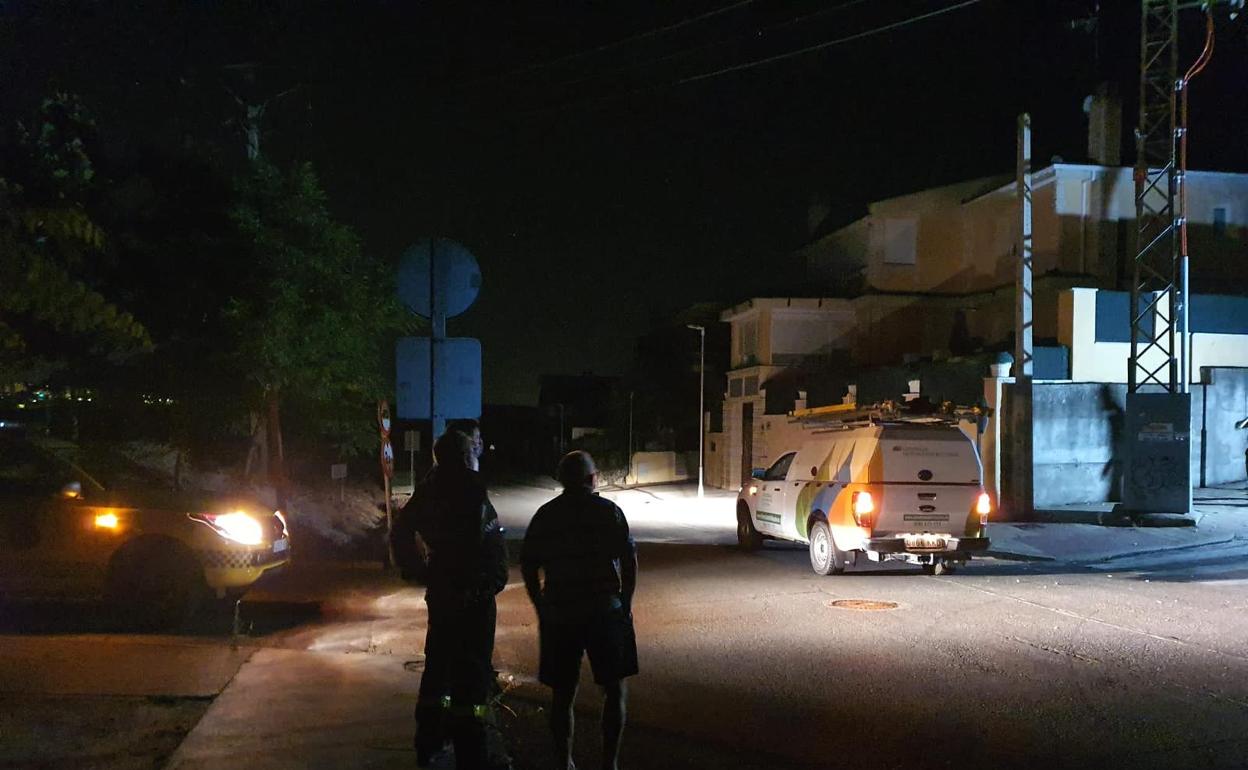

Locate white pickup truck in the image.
[736,421,991,575]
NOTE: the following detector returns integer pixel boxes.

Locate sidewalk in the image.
[163,637,781,770]
[986,483,1248,566]
[164,648,418,770]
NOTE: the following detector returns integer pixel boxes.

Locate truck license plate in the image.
[905,534,947,550]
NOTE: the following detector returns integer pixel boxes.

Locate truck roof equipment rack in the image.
[789,401,990,432]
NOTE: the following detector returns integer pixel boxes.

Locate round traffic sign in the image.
[381,440,395,479]
[397,238,481,319]
[378,400,392,438]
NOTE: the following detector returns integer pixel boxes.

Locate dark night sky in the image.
[3,1,1246,404]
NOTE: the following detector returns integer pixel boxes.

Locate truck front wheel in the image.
[737,505,763,552]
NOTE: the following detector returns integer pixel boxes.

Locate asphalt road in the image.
[5,490,1248,769]
[492,540,1248,770]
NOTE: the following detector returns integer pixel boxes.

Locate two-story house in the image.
[706,96,1248,491]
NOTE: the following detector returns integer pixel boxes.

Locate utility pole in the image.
[1011,114,1034,521]
[1122,0,1232,517]
[429,239,446,442]
[222,63,298,163]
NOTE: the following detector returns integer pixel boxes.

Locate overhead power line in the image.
[514,0,989,118]
[672,0,987,88]
[538,0,874,94]
[457,0,757,88]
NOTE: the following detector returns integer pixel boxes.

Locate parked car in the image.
[0,430,289,628]
[736,420,991,575]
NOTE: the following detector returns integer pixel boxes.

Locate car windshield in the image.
[0,435,170,493]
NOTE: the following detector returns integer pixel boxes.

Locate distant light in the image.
[95,512,119,530]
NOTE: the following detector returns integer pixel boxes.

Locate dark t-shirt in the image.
[391,466,507,601]
[521,489,634,612]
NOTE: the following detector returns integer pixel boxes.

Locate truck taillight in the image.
[976,492,992,524]
[852,491,875,527]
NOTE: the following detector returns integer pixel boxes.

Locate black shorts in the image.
[539,606,638,689]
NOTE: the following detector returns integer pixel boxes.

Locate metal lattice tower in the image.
[1130,0,1182,394]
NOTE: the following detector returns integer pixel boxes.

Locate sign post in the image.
[331,463,347,502]
[404,429,419,490]
[378,400,394,569]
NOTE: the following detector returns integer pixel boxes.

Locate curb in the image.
[1083,534,1239,565]
[985,534,1240,566]
[983,549,1055,562]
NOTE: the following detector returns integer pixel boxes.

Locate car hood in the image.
[88,486,270,515]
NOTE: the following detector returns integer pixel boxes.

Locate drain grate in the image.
[828,599,898,611]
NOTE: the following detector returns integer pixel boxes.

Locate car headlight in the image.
[190,510,265,546]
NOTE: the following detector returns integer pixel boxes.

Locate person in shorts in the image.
[521,451,638,770]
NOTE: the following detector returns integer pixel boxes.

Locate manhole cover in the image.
[828,599,899,611]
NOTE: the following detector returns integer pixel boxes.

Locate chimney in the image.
[1086,82,1122,166]
[794,390,808,412]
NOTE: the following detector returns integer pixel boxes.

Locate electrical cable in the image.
[454,0,757,90]
[535,0,874,95]
[670,0,986,88]
[513,0,988,118]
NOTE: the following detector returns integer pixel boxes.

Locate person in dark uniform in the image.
[447,418,484,471]
[391,430,509,769]
[521,451,638,770]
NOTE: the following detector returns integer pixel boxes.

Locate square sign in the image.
[396,337,482,421]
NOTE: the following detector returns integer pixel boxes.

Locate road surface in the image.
[4,484,1248,769]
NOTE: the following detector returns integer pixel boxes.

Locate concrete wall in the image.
[629,451,699,486]
[705,431,729,489]
[987,369,1248,508]
[1196,368,1248,487]
[1026,382,1127,507]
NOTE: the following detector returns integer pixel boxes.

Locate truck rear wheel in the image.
[809,520,845,575]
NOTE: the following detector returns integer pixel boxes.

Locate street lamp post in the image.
[627,390,634,486]
[687,324,705,498]
[556,403,565,457]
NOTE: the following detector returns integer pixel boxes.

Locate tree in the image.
[0,94,150,384]
[226,159,409,502]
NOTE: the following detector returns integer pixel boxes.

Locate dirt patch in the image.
[0,694,210,770]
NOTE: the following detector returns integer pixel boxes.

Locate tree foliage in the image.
[227,160,411,455]
[0,94,151,383]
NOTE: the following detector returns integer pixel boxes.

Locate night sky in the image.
[4,0,1246,404]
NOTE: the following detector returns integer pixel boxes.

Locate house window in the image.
[883,218,918,265]
[735,317,758,366]
[743,376,759,396]
[729,378,743,397]
[1213,207,1229,236]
